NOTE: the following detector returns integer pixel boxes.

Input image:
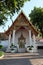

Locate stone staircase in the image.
[3,52,39,59]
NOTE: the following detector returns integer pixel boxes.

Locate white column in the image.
[12,30,15,45]
[29,30,32,46]
[6,34,11,52]
[33,34,37,52]
[8,34,11,49]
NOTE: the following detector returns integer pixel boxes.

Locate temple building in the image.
[0,11,40,52]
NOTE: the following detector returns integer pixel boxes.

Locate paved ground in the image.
[0,49,43,65]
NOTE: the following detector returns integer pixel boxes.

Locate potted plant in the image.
[27,46,30,52]
[10,43,17,53]
[27,45,34,52]
[29,45,34,52]
[10,43,14,48]
[0,45,3,51]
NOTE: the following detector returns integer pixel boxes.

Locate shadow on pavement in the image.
[0,58,32,65]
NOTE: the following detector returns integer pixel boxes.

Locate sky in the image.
[0,0,43,32]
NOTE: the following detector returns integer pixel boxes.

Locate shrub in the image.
[0,45,3,49]
[27,46,30,48]
[29,47,32,50]
[29,46,33,50]
[10,43,17,51]
[27,45,33,50]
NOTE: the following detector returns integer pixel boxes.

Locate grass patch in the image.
[0,51,4,57]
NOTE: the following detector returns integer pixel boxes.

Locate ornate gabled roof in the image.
[5,11,39,36]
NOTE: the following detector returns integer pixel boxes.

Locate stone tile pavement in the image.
[0,49,43,65]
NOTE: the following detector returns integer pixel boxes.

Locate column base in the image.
[33,48,37,52]
[6,48,11,52]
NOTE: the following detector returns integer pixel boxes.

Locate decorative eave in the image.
[5,11,39,36]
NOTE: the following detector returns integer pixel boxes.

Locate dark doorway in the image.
[37,46,43,49]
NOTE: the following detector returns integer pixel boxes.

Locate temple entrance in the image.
[18,33,26,52]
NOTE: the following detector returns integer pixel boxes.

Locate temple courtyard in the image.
[0,49,43,65]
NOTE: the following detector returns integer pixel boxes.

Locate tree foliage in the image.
[29,7,43,37]
[0,0,30,25]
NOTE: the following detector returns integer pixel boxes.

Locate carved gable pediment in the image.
[14,13,29,26]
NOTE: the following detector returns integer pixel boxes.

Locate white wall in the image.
[36,41,43,46]
[0,40,8,47]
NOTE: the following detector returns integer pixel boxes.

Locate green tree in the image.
[0,0,30,25]
[29,7,43,37]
